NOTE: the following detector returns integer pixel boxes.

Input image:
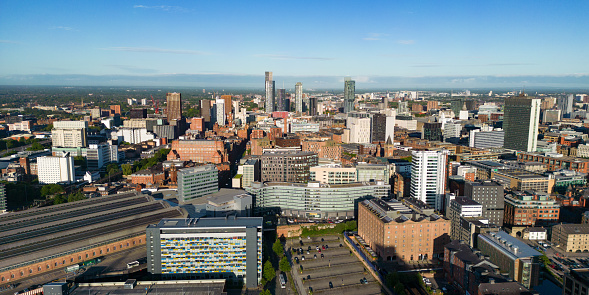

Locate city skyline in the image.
[1,1,588,88]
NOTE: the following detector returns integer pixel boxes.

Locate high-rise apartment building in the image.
[557,94,574,117]
[146,217,263,288]
[343,77,355,113]
[200,99,211,123]
[221,95,232,118]
[410,150,448,211]
[214,98,225,126]
[265,71,275,113]
[177,164,219,203]
[295,82,303,113]
[51,120,88,148]
[260,149,318,183]
[371,113,386,142]
[464,180,504,225]
[276,89,286,112]
[37,154,75,184]
[347,112,372,144]
[503,96,541,152]
[166,92,182,121]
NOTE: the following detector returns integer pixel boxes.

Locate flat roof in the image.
[480,231,541,259]
[153,216,263,229]
[72,280,226,295]
[453,196,481,206]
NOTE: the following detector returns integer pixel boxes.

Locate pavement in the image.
[286,234,382,295]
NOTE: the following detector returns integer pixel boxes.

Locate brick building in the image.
[302,140,341,160]
[189,117,204,132]
[130,167,166,187]
[260,149,318,183]
[503,191,560,227]
[517,152,589,173]
[358,198,450,262]
[167,139,228,164]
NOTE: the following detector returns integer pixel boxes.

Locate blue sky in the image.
[0,0,588,88]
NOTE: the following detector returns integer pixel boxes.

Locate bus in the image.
[126,261,140,269]
[279,273,286,289]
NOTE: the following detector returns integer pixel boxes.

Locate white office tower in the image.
[295,82,303,113]
[410,150,448,211]
[215,98,225,126]
[52,120,88,148]
[385,108,396,143]
[38,153,75,184]
[469,129,505,149]
[443,123,462,143]
[347,116,372,143]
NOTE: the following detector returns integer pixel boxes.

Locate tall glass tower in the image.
[503,95,541,152]
[344,77,355,113]
[265,71,275,113]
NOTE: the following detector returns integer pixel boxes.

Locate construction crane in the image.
[151,95,159,114]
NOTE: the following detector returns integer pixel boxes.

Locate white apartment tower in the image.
[37,153,75,184]
[410,150,448,211]
[214,98,226,126]
[51,120,88,148]
[295,82,303,113]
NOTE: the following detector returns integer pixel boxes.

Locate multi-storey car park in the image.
[0,192,186,286]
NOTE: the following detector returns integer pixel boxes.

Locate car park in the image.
[321,253,324,258]
[314,254,317,259]
[329,282,333,288]
[301,256,305,261]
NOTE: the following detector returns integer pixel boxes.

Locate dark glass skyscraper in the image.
[276,89,286,111]
[344,77,355,113]
[265,71,275,113]
[503,95,541,152]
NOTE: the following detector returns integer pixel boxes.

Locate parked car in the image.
[329,282,333,288]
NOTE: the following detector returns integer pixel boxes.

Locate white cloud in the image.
[102,47,208,55]
[255,54,334,61]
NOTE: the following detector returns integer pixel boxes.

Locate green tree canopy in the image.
[40,184,64,197]
[273,239,284,258]
[279,256,291,272]
[263,260,275,282]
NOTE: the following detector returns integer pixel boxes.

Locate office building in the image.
[166,92,182,121]
[543,109,561,123]
[221,95,232,118]
[385,111,396,144]
[343,77,355,113]
[115,128,156,144]
[552,224,589,253]
[308,97,317,116]
[301,140,341,160]
[517,152,589,174]
[52,120,88,148]
[239,159,260,188]
[310,164,357,184]
[260,149,318,183]
[457,217,500,248]
[205,190,253,217]
[37,154,75,184]
[347,112,372,144]
[83,143,114,170]
[265,71,275,113]
[422,122,442,142]
[563,269,589,295]
[477,231,542,289]
[358,198,450,262]
[443,123,462,144]
[146,217,262,288]
[503,191,560,227]
[371,113,387,142]
[246,181,390,219]
[177,165,219,203]
[464,180,505,226]
[123,118,158,131]
[295,82,303,113]
[410,150,448,211]
[447,197,483,240]
[503,96,541,152]
[129,108,148,119]
[469,129,505,149]
[491,169,554,194]
[356,163,390,184]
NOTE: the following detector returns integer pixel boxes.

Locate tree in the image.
[41,184,64,197]
[67,191,85,202]
[122,163,133,175]
[27,142,45,151]
[394,283,406,295]
[74,156,87,170]
[273,239,284,258]
[263,261,275,282]
[43,124,53,132]
[386,272,399,288]
[279,256,291,272]
[106,163,120,176]
[53,194,67,205]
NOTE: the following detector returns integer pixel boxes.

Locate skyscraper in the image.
[410,150,448,211]
[276,89,286,111]
[265,71,275,113]
[166,92,182,121]
[221,95,232,118]
[214,98,225,126]
[308,97,317,116]
[344,77,355,113]
[295,82,303,113]
[200,99,211,123]
[557,94,574,118]
[503,95,541,152]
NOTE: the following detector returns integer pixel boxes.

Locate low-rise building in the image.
[517,152,589,173]
[477,231,542,289]
[491,169,554,194]
[177,165,219,203]
[521,227,547,240]
[246,181,390,219]
[552,224,589,253]
[358,198,450,262]
[563,268,589,295]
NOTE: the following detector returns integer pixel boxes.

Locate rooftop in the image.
[480,231,541,259]
[555,224,589,235]
[453,196,482,206]
[152,216,262,229]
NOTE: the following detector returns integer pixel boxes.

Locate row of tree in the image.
[121,148,170,175]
